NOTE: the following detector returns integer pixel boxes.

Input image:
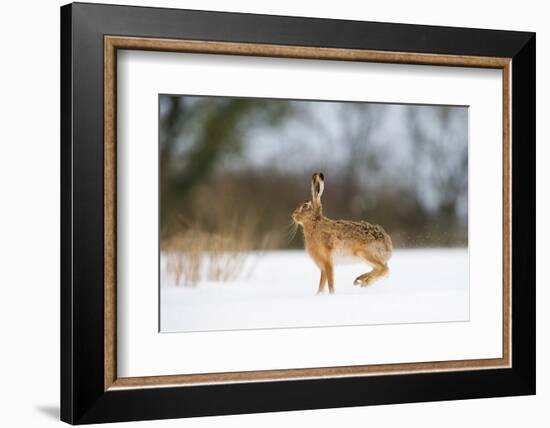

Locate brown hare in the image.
[292,173,392,294]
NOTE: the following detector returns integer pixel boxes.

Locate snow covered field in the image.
[160,248,469,333]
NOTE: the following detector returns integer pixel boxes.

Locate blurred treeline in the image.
[160,95,468,249]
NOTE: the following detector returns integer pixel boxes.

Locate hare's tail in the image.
[380,234,393,263]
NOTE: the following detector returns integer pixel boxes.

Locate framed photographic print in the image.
[60,2,536,424]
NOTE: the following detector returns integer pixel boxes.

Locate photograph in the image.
[159,94,469,332]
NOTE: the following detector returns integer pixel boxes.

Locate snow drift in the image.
[160,248,469,333]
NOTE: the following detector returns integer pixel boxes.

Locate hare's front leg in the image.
[317,269,327,294]
[325,262,335,294]
[325,262,334,294]
[316,262,335,294]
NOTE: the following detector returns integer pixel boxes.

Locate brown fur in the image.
[292,173,392,294]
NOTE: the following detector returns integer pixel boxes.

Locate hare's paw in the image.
[353,274,375,287]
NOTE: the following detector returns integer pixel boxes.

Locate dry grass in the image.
[162,217,276,286]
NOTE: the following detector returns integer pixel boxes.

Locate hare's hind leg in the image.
[353,250,388,287]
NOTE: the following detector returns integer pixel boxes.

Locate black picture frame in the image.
[61,2,535,424]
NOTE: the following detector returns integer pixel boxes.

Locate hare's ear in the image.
[311,172,325,210]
